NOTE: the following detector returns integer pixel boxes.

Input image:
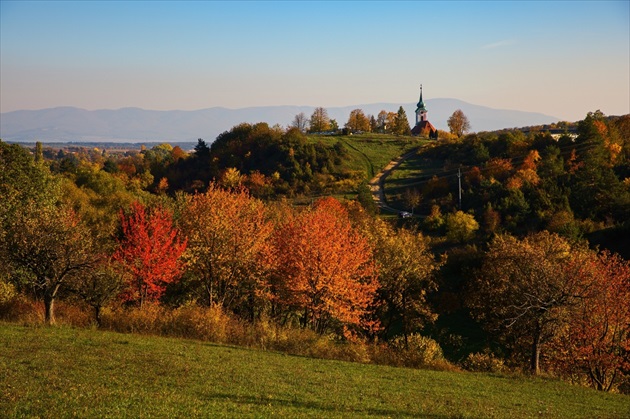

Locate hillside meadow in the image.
[1,323,628,418]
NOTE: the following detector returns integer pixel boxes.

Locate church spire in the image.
[416,84,427,112]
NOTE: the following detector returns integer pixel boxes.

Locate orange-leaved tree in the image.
[113,201,186,308]
[271,197,378,337]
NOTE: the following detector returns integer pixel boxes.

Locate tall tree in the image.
[550,250,630,391]
[178,183,273,317]
[377,110,388,132]
[272,197,378,336]
[394,106,411,135]
[291,112,309,133]
[345,109,370,133]
[361,217,440,344]
[308,107,331,133]
[469,232,590,374]
[1,203,95,324]
[114,201,187,308]
[447,109,471,137]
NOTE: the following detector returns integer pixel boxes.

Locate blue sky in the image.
[1,1,628,121]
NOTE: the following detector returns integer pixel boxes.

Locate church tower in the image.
[411,84,438,139]
[415,84,428,124]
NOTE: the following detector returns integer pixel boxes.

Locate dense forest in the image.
[1,110,629,393]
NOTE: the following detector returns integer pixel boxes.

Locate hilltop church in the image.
[410,85,438,139]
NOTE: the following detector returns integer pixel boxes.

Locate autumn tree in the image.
[403,188,421,215]
[271,197,378,336]
[113,201,187,308]
[308,107,331,133]
[447,109,471,137]
[445,211,479,243]
[69,258,127,326]
[550,250,630,391]
[468,232,590,374]
[367,220,440,344]
[178,183,273,318]
[345,109,370,133]
[1,203,95,324]
[376,110,388,132]
[291,112,309,133]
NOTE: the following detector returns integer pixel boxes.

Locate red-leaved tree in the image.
[114,201,186,307]
[551,250,630,391]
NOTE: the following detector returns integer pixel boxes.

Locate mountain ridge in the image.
[1,99,561,143]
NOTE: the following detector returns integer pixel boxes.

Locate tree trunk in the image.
[44,282,61,325]
[44,294,55,325]
[94,305,102,328]
[531,329,541,375]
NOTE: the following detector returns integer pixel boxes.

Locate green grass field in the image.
[306,134,427,179]
[2,323,628,418]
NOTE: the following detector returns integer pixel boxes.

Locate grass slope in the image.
[306,134,427,179]
[2,324,628,418]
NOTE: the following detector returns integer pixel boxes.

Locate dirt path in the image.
[368,148,419,214]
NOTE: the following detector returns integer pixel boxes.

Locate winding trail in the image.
[368,148,420,214]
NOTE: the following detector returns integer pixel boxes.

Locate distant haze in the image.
[0,99,560,143]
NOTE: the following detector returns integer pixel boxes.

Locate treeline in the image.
[291,106,414,136]
[43,123,362,198]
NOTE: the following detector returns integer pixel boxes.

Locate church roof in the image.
[411,120,437,136]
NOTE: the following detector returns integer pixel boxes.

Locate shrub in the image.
[389,334,448,369]
[462,351,506,373]
[0,279,17,305]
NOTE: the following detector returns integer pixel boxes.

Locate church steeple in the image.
[415,84,428,124]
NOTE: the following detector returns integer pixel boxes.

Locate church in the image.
[410,85,438,139]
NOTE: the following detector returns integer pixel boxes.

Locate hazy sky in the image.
[1,1,628,121]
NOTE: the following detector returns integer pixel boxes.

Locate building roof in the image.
[411,120,437,136]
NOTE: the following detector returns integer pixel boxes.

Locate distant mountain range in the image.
[0,99,560,143]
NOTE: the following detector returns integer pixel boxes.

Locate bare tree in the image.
[291,112,309,133]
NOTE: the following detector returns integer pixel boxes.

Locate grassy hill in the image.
[305,133,428,180]
[2,323,628,418]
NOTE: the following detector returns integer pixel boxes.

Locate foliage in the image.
[549,250,630,391]
[308,106,331,133]
[393,106,411,136]
[271,197,378,337]
[0,140,59,222]
[68,258,127,326]
[0,202,95,324]
[445,211,479,243]
[468,232,590,375]
[388,333,446,368]
[448,109,471,137]
[113,201,187,308]
[356,214,440,341]
[178,183,273,318]
[345,108,370,133]
[462,351,506,373]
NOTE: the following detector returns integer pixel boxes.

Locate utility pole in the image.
[457,167,462,210]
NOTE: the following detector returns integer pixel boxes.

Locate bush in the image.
[462,351,506,373]
[0,279,17,305]
[389,334,448,368]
